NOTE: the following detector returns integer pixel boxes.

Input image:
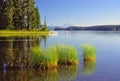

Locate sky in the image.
[35,0,120,26]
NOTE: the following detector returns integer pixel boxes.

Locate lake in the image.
[0,31,120,81]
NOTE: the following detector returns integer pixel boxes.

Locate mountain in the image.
[48,23,74,30]
[61,23,74,28]
[48,24,61,30]
[55,25,120,31]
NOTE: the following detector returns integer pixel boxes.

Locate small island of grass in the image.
[82,44,96,62]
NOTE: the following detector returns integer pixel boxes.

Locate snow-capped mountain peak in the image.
[61,23,74,28]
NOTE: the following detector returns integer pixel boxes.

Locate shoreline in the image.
[0,30,57,37]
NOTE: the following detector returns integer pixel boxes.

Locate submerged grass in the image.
[82,44,96,61]
[30,44,78,70]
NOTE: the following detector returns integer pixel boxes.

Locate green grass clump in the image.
[82,44,96,61]
[30,44,78,70]
[56,44,78,65]
[31,46,58,70]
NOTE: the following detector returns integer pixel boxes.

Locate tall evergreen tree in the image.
[36,6,41,29]
[26,0,31,30]
[30,7,38,29]
[0,0,4,29]
[26,0,40,30]
[3,0,14,29]
[13,0,25,30]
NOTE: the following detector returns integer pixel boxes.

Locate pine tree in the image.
[3,0,14,29]
[0,0,4,29]
[31,7,41,29]
[36,6,41,29]
[30,7,37,29]
[26,0,31,30]
[26,0,40,30]
[13,0,25,30]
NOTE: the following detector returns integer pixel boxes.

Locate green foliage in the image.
[0,0,4,29]
[36,7,41,28]
[40,25,49,31]
[0,0,43,30]
[31,46,58,70]
[82,44,96,61]
[13,0,25,29]
[3,0,14,29]
[30,44,78,70]
[55,44,78,65]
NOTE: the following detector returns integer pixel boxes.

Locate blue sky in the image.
[35,0,120,26]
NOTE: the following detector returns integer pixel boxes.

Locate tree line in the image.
[0,0,43,30]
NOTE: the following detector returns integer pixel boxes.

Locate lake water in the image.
[0,31,120,81]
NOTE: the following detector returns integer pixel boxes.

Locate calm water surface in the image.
[0,31,120,81]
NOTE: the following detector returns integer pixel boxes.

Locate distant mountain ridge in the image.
[61,23,74,28]
[54,25,120,31]
[48,23,74,30]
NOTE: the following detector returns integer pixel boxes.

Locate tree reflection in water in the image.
[0,35,48,70]
[0,36,78,81]
[0,66,78,81]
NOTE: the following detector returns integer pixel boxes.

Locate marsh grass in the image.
[82,44,96,61]
[31,46,58,70]
[30,44,78,70]
[55,44,78,65]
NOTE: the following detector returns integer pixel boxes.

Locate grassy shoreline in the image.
[0,30,50,36]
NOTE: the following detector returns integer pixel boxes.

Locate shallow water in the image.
[0,31,120,81]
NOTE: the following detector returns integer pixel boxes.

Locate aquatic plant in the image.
[30,44,78,70]
[55,44,78,65]
[31,46,58,70]
[82,44,96,61]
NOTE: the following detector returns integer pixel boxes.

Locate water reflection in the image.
[0,36,78,81]
[33,69,58,81]
[0,36,48,70]
[0,69,34,81]
[0,66,78,81]
[58,65,78,81]
[82,61,96,75]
